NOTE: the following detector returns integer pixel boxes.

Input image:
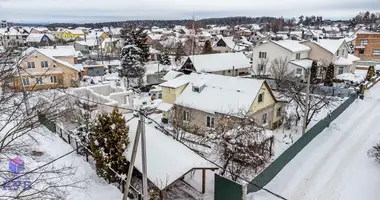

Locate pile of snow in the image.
[336,72,366,83]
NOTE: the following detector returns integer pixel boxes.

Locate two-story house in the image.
[14,46,80,91]
[354,32,380,61]
[158,73,284,133]
[251,40,311,79]
[180,52,251,76]
[301,39,359,76]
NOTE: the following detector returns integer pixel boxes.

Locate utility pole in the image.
[302,68,311,135]
[123,118,142,200]
[140,112,148,200]
[15,57,30,115]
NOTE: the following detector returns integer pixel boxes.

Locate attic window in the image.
[258,93,264,103]
[192,86,200,92]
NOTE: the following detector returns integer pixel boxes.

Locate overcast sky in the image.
[0,0,379,23]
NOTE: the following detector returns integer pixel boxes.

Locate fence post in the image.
[85,149,89,162]
[60,128,63,138]
[68,133,71,144]
[76,141,79,154]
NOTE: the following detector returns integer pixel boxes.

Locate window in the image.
[336,50,339,56]
[338,66,344,74]
[359,49,365,54]
[41,61,48,68]
[262,113,268,124]
[228,70,231,73]
[192,87,200,92]
[6,36,9,40]
[277,107,282,117]
[360,39,368,46]
[341,49,345,56]
[206,116,215,128]
[16,36,19,40]
[296,53,301,60]
[258,64,265,72]
[35,77,43,85]
[258,93,264,103]
[296,68,303,74]
[27,62,35,68]
[50,76,57,84]
[182,111,190,122]
[22,78,30,86]
[373,50,380,55]
[259,52,267,59]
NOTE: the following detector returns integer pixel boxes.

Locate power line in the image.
[58,89,288,199]
[1,147,81,187]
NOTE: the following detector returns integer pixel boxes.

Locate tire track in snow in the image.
[315,113,380,200]
[286,99,379,200]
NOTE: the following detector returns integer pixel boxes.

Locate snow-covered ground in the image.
[1,126,123,200]
[248,83,380,200]
[335,70,367,83]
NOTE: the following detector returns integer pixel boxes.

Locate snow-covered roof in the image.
[157,102,173,112]
[271,40,310,53]
[334,54,360,65]
[187,52,250,72]
[251,24,261,30]
[32,27,49,32]
[124,117,216,190]
[335,72,365,83]
[38,46,77,57]
[290,59,314,69]
[159,78,189,88]
[174,73,266,115]
[22,47,79,72]
[67,29,84,35]
[26,33,55,43]
[148,34,162,40]
[75,39,98,47]
[313,39,346,54]
[162,70,184,81]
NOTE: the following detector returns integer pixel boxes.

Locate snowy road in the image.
[249,83,380,200]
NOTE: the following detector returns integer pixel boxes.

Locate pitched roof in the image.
[26,33,55,43]
[271,40,311,53]
[174,73,266,115]
[290,59,314,69]
[22,47,79,72]
[187,52,250,72]
[312,39,346,54]
[38,46,77,57]
[334,54,360,65]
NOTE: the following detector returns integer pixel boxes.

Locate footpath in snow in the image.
[249,83,380,200]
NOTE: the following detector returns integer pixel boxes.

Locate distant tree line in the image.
[349,11,380,29]
[45,16,278,29]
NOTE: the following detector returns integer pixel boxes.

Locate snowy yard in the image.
[248,82,380,200]
[0,126,122,200]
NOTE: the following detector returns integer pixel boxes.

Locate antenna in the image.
[191,13,195,68]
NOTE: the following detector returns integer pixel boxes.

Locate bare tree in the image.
[0,49,85,199]
[206,112,274,181]
[269,57,295,88]
[252,58,269,77]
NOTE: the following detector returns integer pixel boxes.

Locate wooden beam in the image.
[202,169,206,194]
[159,190,164,200]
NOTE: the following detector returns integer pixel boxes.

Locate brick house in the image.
[354,32,380,61]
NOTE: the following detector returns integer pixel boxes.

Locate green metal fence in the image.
[214,174,245,200]
[248,94,357,193]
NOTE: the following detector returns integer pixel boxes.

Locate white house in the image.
[251,40,311,77]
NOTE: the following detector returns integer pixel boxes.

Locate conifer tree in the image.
[90,107,130,183]
[310,60,318,84]
[366,66,375,81]
[202,40,214,54]
[324,63,334,87]
[119,27,149,88]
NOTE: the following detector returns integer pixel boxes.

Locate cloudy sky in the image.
[0,0,379,23]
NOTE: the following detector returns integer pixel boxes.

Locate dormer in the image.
[192,82,206,93]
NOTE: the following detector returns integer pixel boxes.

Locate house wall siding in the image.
[301,41,333,63]
[251,42,293,75]
[250,83,276,113]
[162,84,187,104]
